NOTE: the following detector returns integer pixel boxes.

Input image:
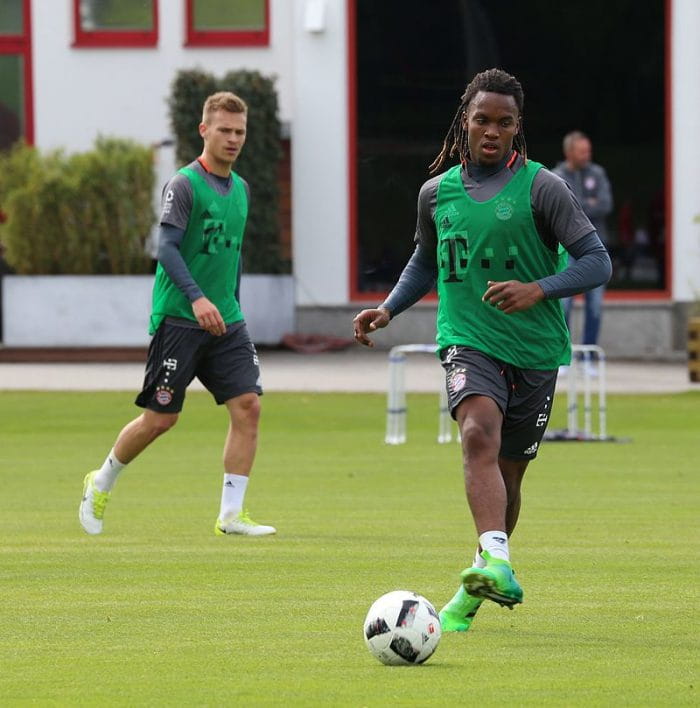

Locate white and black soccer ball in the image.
[363,590,442,666]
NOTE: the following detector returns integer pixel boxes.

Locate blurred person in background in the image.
[553,131,613,371]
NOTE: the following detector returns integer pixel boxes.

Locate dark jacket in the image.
[552,161,613,244]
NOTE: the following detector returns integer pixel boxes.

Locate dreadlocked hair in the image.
[429,68,527,174]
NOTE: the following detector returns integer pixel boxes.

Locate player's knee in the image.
[460,418,499,458]
[230,393,261,428]
[144,412,179,437]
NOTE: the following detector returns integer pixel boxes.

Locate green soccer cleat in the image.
[214,509,276,537]
[79,471,110,535]
[439,585,484,632]
[461,550,523,608]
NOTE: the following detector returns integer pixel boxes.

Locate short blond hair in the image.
[202,91,248,124]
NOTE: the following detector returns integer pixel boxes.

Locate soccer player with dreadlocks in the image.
[353,69,611,632]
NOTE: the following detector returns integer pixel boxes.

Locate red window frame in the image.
[0,0,33,144]
[72,0,158,48]
[185,0,269,47]
[346,0,673,303]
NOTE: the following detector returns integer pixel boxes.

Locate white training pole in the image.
[438,384,452,443]
[598,348,607,440]
[386,344,449,445]
[570,344,607,440]
[583,350,592,438]
[385,349,407,444]
[567,353,578,437]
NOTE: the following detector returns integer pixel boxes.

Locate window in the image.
[0,0,32,147]
[185,0,269,47]
[73,0,158,47]
[0,55,24,150]
[350,0,667,299]
[0,1,23,34]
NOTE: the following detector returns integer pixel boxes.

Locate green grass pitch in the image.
[1,390,698,706]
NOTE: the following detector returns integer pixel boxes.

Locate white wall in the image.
[31,0,294,152]
[291,0,349,306]
[672,0,700,301]
[2,275,294,345]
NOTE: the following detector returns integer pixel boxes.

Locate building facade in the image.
[1,0,699,357]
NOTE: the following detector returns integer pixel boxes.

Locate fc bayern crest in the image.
[494,198,515,221]
[449,369,467,393]
[155,387,174,406]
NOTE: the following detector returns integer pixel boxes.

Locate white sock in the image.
[93,448,126,492]
[219,473,249,520]
[472,547,487,568]
[478,530,510,562]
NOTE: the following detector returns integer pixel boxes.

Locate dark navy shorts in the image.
[135,319,262,414]
[440,346,558,460]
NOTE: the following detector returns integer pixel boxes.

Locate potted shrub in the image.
[0,138,156,347]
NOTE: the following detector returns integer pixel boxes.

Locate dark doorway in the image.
[352,0,666,296]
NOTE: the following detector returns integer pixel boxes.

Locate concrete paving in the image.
[0,347,697,394]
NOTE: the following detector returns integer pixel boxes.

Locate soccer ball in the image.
[363,590,442,666]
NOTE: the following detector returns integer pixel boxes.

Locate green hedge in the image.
[0,138,155,274]
[168,68,287,273]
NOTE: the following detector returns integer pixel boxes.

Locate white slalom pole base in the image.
[385,344,456,445]
[545,345,621,442]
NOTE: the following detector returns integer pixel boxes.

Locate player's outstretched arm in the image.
[352,307,391,347]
